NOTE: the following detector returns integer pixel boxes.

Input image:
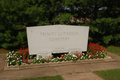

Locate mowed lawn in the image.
[94,46,120,80]
[0,48,10,54]
[94,69,120,80]
[15,75,63,80]
[106,46,120,56]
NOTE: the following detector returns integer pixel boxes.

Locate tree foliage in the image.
[0,0,120,49]
[89,17,120,46]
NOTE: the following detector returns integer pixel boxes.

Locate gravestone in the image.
[26,25,89,57]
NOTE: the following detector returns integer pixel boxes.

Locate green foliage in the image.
[89,17,120,46]
[17,75,64,80]
[52,13,73,24]
[16,31,27,47]
[0,0,120,49]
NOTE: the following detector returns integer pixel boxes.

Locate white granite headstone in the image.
[26,25,89,57]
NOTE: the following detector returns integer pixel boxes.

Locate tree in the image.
[0,0,120,49]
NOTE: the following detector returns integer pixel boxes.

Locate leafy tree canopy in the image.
[0,0,120,49]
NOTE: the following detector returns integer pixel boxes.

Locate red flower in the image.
[47,58,49,62]
[88,52,90,55]
[26,57,28,60]
[60,55,64,59]
[88,42,106,55]
[91,54,93,58]
[11,56,14,60]
[98,54,99,56]
[79,53,82,58]
[19,48,22,56]
[27,61,29,64]
[95,55,97,58]
[76,53,79,57]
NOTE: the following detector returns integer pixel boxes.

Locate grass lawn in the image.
[94,69,120,80]
[0,48,11,54]
[0,48,20,54]
[106,46,120,56]
[15,75,63,80]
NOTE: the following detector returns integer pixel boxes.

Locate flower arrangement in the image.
[6,47,33,66]
[87,42,107,59]
[6,42,108,66]
[88,42,106,54]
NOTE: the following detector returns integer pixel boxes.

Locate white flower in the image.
[51,59,54,61]
[86,54,88,56]
[9,55,11,58]
[6,54,8,56]
[81,56,83,59]
[72,55,76,57]
[10,62,12,64]
[84,57,85,59]
[30,56,31,58]
[89,55,91,58]
[37,57,39,60]
[82,53,85,55]
[17,58,19,60]
[12,51,14,53]
[9,52,11,54]
[13,60,15,62]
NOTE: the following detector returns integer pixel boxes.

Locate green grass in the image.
[75,72,83,74]
[68,72,83,75]
[94,69,120,80]
[0,48,10,54]
[0,48,19,54]
[68,73,72,75]
[15,75,63,80]
[106,46,120,56]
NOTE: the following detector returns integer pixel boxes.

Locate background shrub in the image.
[0,0,120,49]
